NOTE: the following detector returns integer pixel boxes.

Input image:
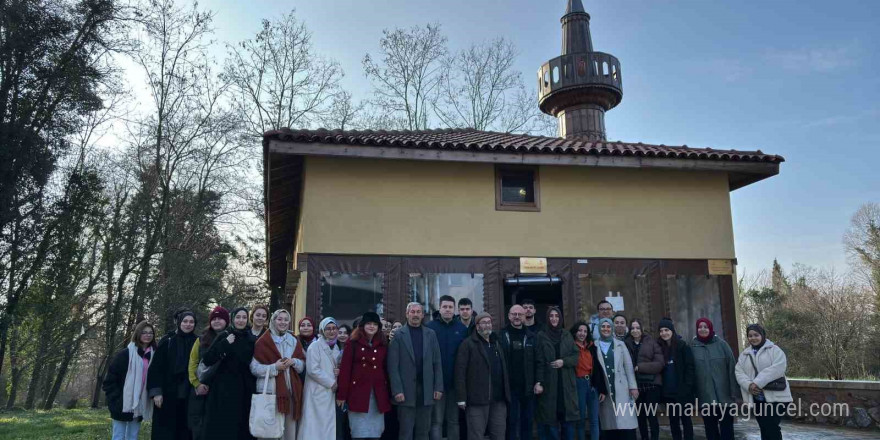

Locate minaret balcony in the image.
[537,52,623,115]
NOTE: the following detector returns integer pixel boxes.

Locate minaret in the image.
[538,0,622,140]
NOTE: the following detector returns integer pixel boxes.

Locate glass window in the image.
[320,272,384,327]
[664,275,723,342]
[580,273,652,329]
[409,273,484,320]
[496,166,540,212]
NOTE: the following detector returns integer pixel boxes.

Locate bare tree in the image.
[363,23,447,130]
[844,203,880,300]
[126,0,224,329]
[435,38,541,133]
[224,10,343,137]
[320,91,367,130]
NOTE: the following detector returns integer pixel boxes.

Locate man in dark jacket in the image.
[455,298,476,333]
[499,305,538,440]
[455,312,509,440]
[427,295,467,440]
[389,302,445,440]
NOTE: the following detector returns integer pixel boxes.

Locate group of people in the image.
[103,297,792,440]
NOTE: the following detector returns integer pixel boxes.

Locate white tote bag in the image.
[250,367,285,438]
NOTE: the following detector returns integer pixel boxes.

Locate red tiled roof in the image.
[264,128,784,163]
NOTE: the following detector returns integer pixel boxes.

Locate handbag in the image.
[748,350,787,391]
[196,360,219,384]
[249,366,285,438]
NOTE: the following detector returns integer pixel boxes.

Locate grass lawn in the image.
[0,408,151,439]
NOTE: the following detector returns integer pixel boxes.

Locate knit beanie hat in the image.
[658,317,676,334]
[475,312,492,326]
[209,306,230,326]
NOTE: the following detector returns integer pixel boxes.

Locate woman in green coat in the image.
[690,318,738,440]
[535,307,579,440]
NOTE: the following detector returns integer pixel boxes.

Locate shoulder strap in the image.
[748,352,759,377]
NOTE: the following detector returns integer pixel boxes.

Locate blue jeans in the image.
[538,422,574,440]
[506,393,535,440]
[575,377,600,440]
[111,420,140,440]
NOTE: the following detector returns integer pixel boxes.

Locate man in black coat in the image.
[499,305,538,440]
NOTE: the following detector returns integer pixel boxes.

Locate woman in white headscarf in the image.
[251,309,306,440]
[297,317,341,440]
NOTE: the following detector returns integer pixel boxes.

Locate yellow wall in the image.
[297,156,736,259]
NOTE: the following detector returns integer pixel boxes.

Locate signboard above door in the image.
[520,257,548,274]
[708,259,733,275]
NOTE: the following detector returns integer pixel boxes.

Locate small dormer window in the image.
[495,165,540,212]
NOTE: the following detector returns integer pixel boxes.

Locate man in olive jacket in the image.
[455,312,510,440]
[389,302,445,440]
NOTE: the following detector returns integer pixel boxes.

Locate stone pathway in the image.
[657,419,880,439]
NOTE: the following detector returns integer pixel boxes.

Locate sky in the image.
[188,0,879,278]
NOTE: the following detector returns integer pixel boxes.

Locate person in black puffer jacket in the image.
[656,318,695,440]
[624,319,665,440]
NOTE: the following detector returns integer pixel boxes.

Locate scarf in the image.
[696,317,716,344]
[320,317,339,346]
[598,318,614,343]
[298,317,318,350]
[545,306,564,344]
[122,342,153,420]
[172,313,197,375]
[747,323,767,351]
[254,330,305,419]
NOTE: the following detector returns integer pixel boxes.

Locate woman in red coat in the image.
[336,311,392,440]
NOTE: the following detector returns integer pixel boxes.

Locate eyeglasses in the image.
[598,307,612,311]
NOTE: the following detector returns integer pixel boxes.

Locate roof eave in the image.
[266,139,781,191]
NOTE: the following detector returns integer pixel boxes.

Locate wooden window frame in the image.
[495,165,541,212]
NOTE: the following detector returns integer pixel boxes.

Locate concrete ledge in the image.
[789,379,880,391]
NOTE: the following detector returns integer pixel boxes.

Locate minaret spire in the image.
[538,1,623,141]
[562,0,592,55]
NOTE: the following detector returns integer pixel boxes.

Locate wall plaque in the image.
[708,259,733,275]
[520,257,548,274]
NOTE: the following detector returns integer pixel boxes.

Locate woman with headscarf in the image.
[623,318,664,440]
[690,318,738,440]
[251,305,270,340]
[251,309,307,440]
[298,317,342,440]
[104,320,156,440]
[734,324,792,440]
[596,317,639,440]
[187,306,229,439]
[337,312,392,440]
[656,318,695,440]
[297,317,318,351]
[148,310,198,439]
[535,307,579,440]
[202,307,256,440]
